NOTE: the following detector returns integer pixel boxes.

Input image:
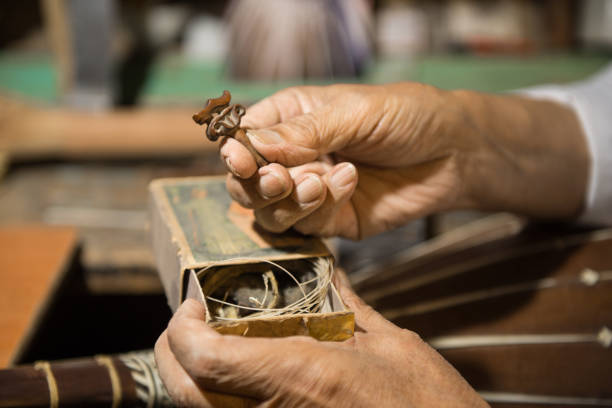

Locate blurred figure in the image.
[42,0,115,110]
[579,0,612,49]
[225,0,374,80]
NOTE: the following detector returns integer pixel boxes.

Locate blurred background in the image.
[2,0,612,108]
[1,0,611,365]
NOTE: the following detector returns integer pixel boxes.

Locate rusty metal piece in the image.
[234,129,269,168]
[206,104,245,141]
[192,90,231,127]
[193,90,269,168]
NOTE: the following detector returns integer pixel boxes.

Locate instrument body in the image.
[356,224,612,406]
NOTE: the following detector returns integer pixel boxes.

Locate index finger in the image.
[222,89,304,179]
[241,86,322,129]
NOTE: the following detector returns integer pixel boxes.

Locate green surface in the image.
[162,178,322,263]
[0,52,609,105]
[407,54,610,93]
[0,53,58,102]
[141,56,356,105]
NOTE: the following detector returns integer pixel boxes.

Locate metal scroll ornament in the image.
[193,90,268,167]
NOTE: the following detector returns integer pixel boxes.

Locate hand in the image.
[221,83,469,240]
[154,270,489,407]
[220,84,588,239]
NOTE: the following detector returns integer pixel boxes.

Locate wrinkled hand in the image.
[220,83,472,240]
[154,271,488,408]
[220,83,588,239]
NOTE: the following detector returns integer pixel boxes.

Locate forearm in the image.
[451,90,589,219]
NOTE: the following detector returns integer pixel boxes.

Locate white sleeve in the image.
[518,64,612,226]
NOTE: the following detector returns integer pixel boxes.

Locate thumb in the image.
[332,268,395,332]
[247,105,355,167]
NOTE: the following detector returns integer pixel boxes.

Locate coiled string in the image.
[197,257,333,321]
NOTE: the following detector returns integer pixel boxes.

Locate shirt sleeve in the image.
[517,63,612,226]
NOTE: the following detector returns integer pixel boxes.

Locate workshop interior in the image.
[0,0,611,407]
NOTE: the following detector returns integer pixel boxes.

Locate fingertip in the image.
[220,137,258,179]
[178,298,208,319]
[168,300,219,360]
[225,173,254,209]
[257,163,291,199]
[169,299,209,336]
[292,162,358,238]
[329,162,358,193]
[294,173,325,205]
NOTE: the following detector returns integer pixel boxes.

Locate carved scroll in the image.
[193,90,268,168]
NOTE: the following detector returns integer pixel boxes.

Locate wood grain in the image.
[0,225,78,367]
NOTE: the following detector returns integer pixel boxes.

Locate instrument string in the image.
[197,257,333,321]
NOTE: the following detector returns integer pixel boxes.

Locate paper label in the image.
[160,178,328,265]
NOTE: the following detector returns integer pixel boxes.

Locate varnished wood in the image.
[0,356,139,407]
[357,226,612,403]
[0,96,217,161]
[0,226,78,367]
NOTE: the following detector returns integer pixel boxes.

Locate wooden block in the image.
[0,225,78,367]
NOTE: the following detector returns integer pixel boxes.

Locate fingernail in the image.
[331,163,356,187]
[258,170,286,198]
[225,156,242,178]
[295,175,323,204]
[248,129,283,145]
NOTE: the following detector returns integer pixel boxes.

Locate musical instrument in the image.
[0,350,172,408]
[3,220,610,407]
[356,222,612,407]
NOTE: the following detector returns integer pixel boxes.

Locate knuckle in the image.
[399,328,424,345]
[178,341,214,377]
[294,217,333,237]
[226,178,257,209]
[273,85,302,99]
[290,114,320,144]
[233,192,256,209]
[359,304,378,322]
[254,207,294,233]
[167,319,197,350]
[281,85,307,99]
[268,87,309,113]
[293,221,317,236]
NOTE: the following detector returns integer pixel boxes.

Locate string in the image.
[34,361,59,408]
[95,355,122,408]
[205,258,332,319]
[197,257,333,321]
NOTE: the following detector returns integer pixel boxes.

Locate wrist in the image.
[448,89,589,219]
[439,89,484,210]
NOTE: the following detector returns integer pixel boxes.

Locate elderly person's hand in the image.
[155,270,488,407]
[220,83,588,239]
